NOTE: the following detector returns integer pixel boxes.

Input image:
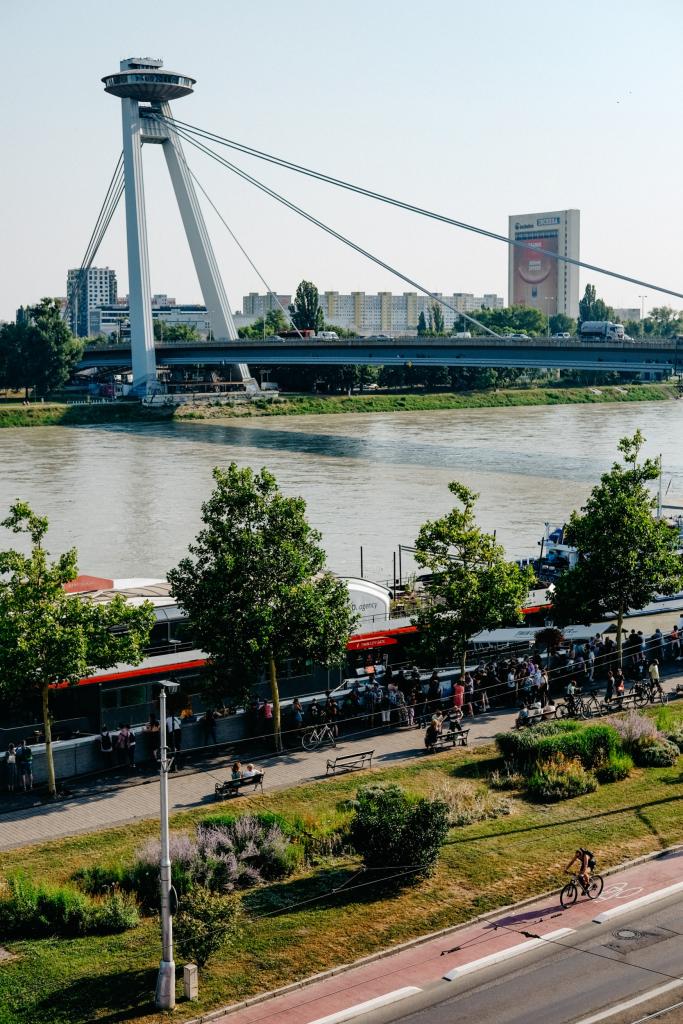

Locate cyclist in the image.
[565,846,595,890]
[565,678,579,715]
[648,659,664,699]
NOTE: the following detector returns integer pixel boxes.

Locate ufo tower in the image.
[103,58,253,393]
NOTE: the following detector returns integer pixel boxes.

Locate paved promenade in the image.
[0,706,519,851]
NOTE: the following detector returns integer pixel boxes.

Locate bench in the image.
[214,771,265,799]
[326,750,374,775]
[426,728,470,752]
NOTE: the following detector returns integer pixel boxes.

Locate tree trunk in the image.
[617,605,624,667]
[42,682,57,798]
[460,648,467,679]
[268,654,282,752]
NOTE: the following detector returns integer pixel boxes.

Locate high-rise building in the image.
[242,293,292,317]
[508,210,580,319]
[66,267,118,336]
[243,290,504,335]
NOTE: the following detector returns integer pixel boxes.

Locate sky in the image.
[1,0,682,322]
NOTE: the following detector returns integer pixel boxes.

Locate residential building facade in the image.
[66,267,118,336]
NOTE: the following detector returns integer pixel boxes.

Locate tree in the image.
[414,483,535,676]
[0,299,83,398]
[552,432,683,664]
[174,886,242,969]
[168,465,357,749]
[289,281,324,332]
[416,311,428,336]
[579,284,614,325]
[549,314,576,336]
[431,303,445,335]
[471,306,547,337]
[645,307,682,338]
[153,320,200,342]
[0,503,155,798]
[238,308,290,339]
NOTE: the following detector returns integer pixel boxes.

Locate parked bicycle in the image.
[633,679,668,706]
[301,722,337,751]
[560,871,604,908]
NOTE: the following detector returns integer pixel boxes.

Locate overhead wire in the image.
[152,115,504,339]
[157,115,683,303]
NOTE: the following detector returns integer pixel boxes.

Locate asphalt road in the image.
[362,892,683,1024]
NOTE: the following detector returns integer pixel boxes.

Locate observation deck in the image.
[103,58,195,101]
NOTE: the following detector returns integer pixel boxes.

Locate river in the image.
[3,400,682,584]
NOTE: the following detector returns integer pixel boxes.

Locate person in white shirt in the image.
[166,714,182,753]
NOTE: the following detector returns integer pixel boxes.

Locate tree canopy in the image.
[414,482,534,675]
[0,503,155,796]
[153,320,200,342]
[470,306,548,336]
[552,431,683,662]
[579,284,614,324]
[289,281,324,332]
[0,299,83,397]
[168,465,357,747]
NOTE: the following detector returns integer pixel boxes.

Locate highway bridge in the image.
[79,336,682,375]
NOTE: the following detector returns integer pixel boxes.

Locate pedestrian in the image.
[5,743,17,792]
[166,711,182,753]
[115,723,130,767]
[17,741,33,792]
[126,725,136,769]
[202,708,218,745]
[99,727,114,770]
[670,625,681,661]
[605,669,615,703]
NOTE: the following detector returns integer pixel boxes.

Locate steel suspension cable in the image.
[154,117,503,338]
[157,115,683,303]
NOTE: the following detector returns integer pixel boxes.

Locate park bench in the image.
[326,750,374,775]
[214,771,265,800]
[426,728,470,752]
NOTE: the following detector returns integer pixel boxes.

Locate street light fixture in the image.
[155,679,180,1010]
[638,295,648,331]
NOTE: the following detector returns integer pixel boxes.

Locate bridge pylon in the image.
[103,57,256,395]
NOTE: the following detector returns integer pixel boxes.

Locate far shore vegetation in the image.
[0,381,678,428]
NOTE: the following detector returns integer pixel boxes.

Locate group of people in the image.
[4,740,33,792]
[99,724,138,768]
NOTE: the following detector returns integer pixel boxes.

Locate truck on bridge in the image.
[579,320,627,341]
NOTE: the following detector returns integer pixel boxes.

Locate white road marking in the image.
[306,986,422,1024]
[571,979,683,1024]
[592,881,683,924]
[442,927,575,981]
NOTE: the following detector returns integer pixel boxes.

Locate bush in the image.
[604,712,660,748]
[0,873,138,938]
[430,780,513,826]
[349,783,449,882]
[496,721,620,771]
[631,737,680,768]
[666,728,683,753]
[596,751,634,783]
[174,885,242,968]
[495,720,580,764]
[526,754,598,802]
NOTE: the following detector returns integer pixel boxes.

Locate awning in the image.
[347,635,398,651]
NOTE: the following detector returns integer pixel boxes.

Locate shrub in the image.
[666,728,683,753]
[349,783,449,882]
[174,886,242,968]
[526,754,598,802]
[604,712,660,748]
[495,720,580,764]
[497,721,620,771]
[488,768,526,791]
[631,737,680,768]
[656,707,675,733]
[596,751,634,783]
[430,780,513,826]
[0,873,138,938]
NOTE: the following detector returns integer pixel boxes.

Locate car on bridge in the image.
[503,332,531,340]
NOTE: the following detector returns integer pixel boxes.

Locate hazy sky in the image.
[1,0,682,321]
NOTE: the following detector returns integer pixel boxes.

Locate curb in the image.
[184,843,683,1024]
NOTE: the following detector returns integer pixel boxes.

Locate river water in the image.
[3,400,682,584]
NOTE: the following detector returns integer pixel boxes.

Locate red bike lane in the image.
[201,847,683,1024]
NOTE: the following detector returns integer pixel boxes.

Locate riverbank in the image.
[0,382,678,428]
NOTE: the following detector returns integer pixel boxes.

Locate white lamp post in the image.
[155,679,180,1010]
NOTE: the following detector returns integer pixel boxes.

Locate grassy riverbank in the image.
[0,382,678,428]
[1,729,683,1024]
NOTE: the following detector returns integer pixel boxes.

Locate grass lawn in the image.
[1,740,682,1024]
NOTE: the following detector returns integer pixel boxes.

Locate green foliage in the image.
[643,307,683,338]
[289,280,324,332]
[153,320,200,341]
[0,503,155,796]
[0,873,138,938]
[174,885,243,968]
[200,810,298,838]
[349,783,449,882]
[414,482,535,673]
[0,299,83,396]
[596,751,634,783]
[470,305,548,337]
[552,433,683,660]
[526,754,598,801]
[238,308,290,339]
[579,284,614,325]
[549,313,576,335]
[495,721,619,771]
[168,465,358,746]
[417,311,428,336]
[666,728,683,753]
[429,779,513,826]
[631,736,680,767]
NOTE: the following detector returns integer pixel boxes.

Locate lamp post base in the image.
[155,959,176,1009]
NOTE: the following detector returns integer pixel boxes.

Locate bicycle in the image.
[555,695,589,719]
[301,722,337,751]
[633,679,668,706]
[560,871,604,908]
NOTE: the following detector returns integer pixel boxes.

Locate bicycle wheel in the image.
[576,700,589,720]
[634,689,649,708]
[658,690,669,705]
[586,875,604,900]
[555,703,569,719]
[301,729,321,751]
[560,881,578,908]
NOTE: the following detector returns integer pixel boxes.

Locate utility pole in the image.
[155,681,178,1010]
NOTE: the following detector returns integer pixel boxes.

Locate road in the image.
[362,892,683,1024]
